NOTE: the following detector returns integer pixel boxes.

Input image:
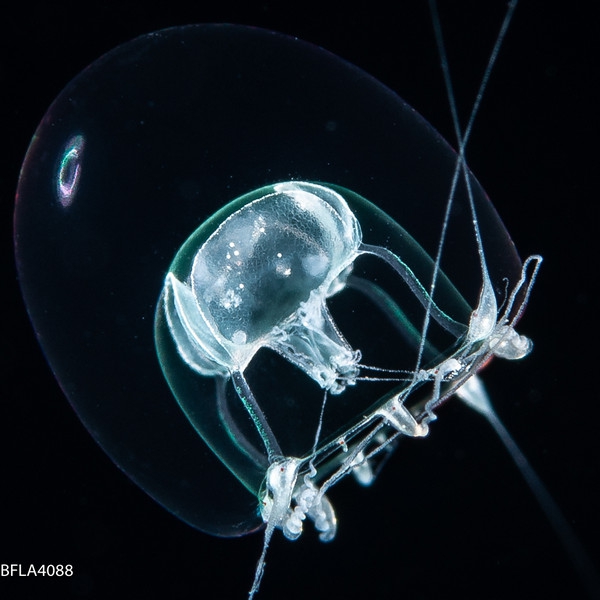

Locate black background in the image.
[2,1,598,599]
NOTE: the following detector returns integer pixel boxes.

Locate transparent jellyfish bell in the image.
[15,23,529,540]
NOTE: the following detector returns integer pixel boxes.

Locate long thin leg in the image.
[231,370,282,462]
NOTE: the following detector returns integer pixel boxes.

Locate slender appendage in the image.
[231,370,282,462]
[346,274,445,360]
[426,13,598,595]
[415,0,518,377]
[215,377,269,468]
[248,521,275,600]
[359,243,465,337]
[458,377,600,599]
[310,391,329,463]
[504,254,543,326]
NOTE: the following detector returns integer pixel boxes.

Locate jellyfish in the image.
[153,173,541,596]
[12,2,598,599]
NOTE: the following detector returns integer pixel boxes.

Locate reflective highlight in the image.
[56,134,84,207]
